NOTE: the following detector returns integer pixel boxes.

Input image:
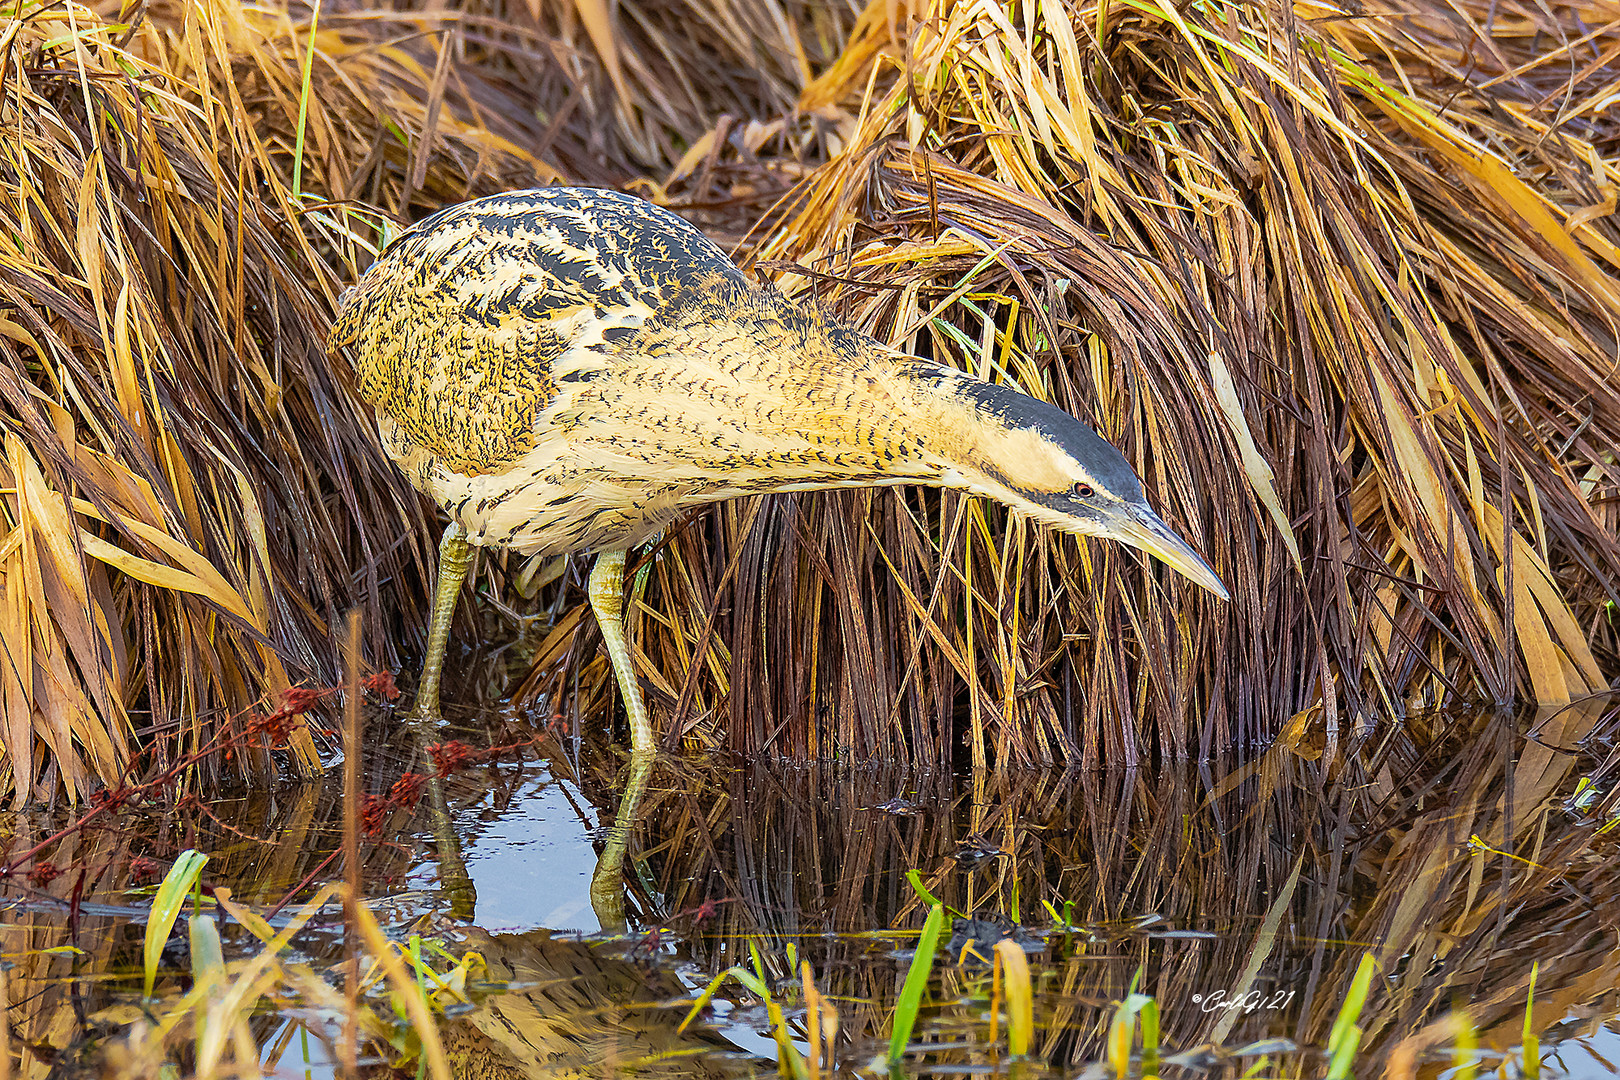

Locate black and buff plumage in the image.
[330,187,1228,748]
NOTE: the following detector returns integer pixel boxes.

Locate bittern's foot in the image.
[401,676,446,740]
[402,702,443,742]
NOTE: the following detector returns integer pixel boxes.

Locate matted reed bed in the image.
[0,0,1616,797]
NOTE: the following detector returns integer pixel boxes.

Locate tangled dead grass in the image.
[537,0,1620,767]
[0,0,1616,797]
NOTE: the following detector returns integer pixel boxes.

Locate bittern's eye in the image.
[1072,482,1095,499]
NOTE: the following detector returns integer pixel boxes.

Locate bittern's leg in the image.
[587,549,654,753]
[406,523,476,914]
[409,522,472,726]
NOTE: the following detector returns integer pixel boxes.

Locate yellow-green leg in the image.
[404,522,476,915]
[587,549,654,753]
[409,522,473,726]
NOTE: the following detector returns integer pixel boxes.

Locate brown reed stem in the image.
[341,609,362,1080]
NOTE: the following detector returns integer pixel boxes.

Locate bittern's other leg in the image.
[587,549,654,753]
[409,522,473,727]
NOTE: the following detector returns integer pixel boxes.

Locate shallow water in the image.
[1,701,1617,1077]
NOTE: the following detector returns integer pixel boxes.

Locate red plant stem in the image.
[0,699,323,877]
[264,847,342,919]
[0,804,113,877]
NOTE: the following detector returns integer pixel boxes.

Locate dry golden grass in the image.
[0,0,560,801]
[599,0,1620,765]
[1,0,1616,796]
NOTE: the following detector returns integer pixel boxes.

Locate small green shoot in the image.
[888,903,949,1065]
[1042,897,1078,933]
[1106,969,1160,1079]
[677,956,807,1078]
[1326,953,1376,1080]
[750,938,771,985]
[1567,776,1600,812]
[144,849,208,997]
[1522,961,1540,1079]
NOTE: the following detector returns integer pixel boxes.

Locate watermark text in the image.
[1189,989,1297,1014]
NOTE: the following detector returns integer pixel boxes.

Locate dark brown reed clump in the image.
[1,0,1616,797]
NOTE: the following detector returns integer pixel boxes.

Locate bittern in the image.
[329,188,1228,746]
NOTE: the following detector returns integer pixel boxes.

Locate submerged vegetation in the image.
[0,0,1616,797]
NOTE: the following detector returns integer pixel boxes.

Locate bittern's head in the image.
[910,367,1229,600]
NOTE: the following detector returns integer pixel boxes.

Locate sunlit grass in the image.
[113,860,478,1079]
[665,926,1554,1078]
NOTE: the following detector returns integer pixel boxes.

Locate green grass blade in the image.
[906,869,943,908]
[888,903,948,1065]
[1326,1026,1362,1080]
[1325,954,1377,1080]
[749,939,769,985]
[1138,995,1160,1078]
[1522,962,1540,1079]
[1327,952,1376,1073]
[678,965,757,1034]
[727,967,774,999]
[1106,988,1159,1079]
[765,997,809,1080]
[144,849,208,997]
[290,0,322,200]
[906,870,967,918]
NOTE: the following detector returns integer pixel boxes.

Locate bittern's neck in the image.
[722,320,1027,498]
[580,294,1039,501]
[870,359,1080,500]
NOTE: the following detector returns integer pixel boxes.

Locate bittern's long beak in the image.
[1112,505,1230,600]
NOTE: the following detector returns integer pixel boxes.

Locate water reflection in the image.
[442,925,748,1078]
[552,700,1619,1071]
[0,701,1614,1076]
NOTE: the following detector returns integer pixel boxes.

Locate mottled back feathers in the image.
[329,188,750,474]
